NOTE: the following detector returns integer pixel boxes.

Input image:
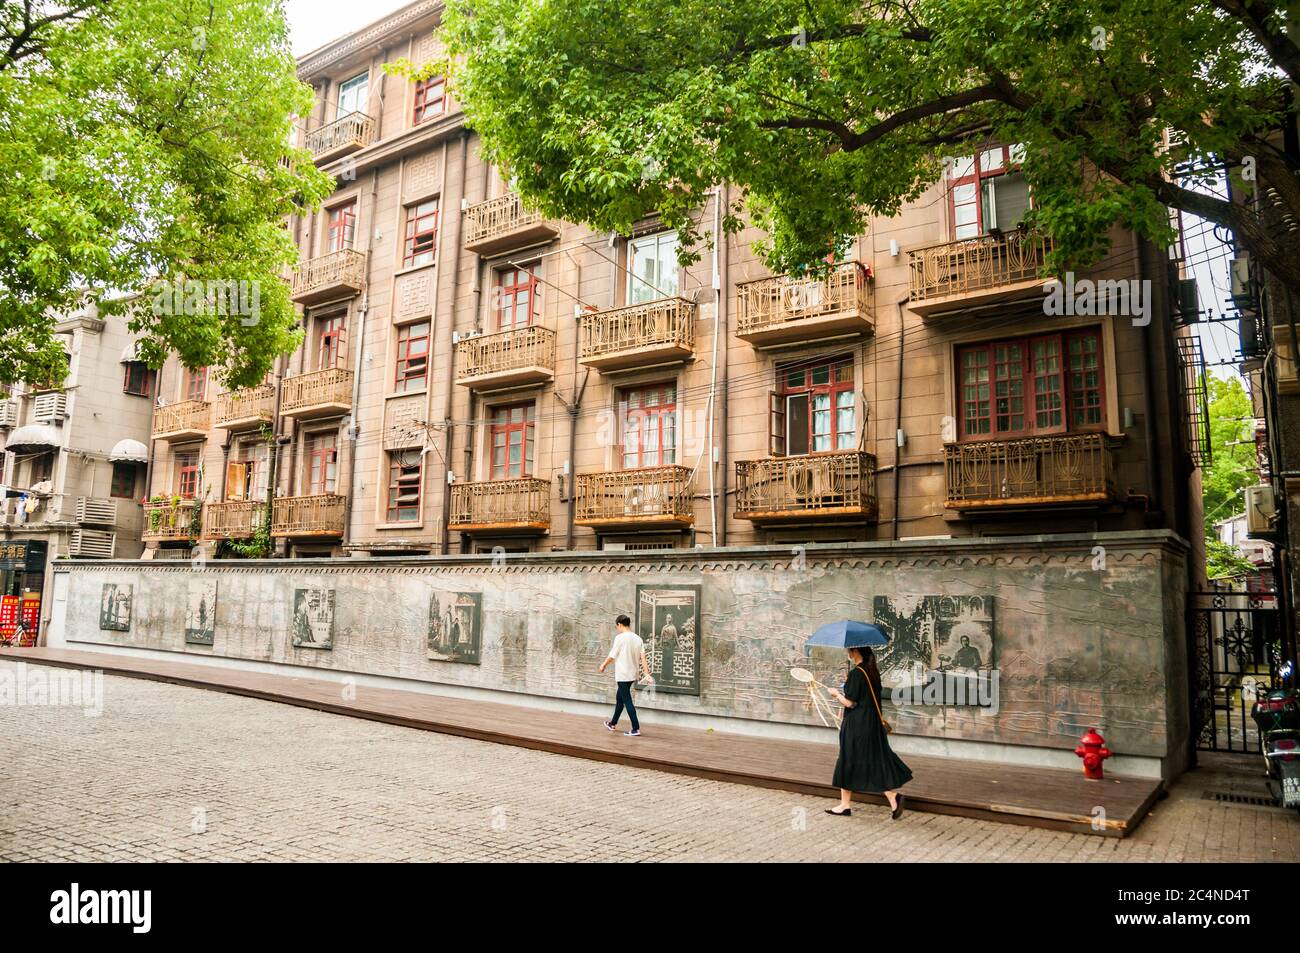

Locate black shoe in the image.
[890,795,905,820]
[824,808,851,817]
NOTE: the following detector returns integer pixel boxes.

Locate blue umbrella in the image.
[806,620,890,649]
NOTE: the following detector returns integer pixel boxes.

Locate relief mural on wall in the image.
[636,584,700,696]
[184,579,217,646]
[428,591,482,664]
[872,595,995,690]
[292,588,335,650]
[98,583,133,632]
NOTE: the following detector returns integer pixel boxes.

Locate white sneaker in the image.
[603,720,617,732]
[625,729,641,737]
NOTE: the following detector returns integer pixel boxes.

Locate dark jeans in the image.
[610,680,640,732]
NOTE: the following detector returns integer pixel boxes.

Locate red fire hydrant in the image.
[1075,727,1112,779]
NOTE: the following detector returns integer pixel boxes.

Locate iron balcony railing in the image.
[734,451,878,521]
[204,500,266,539]
[304,111,375,159]
[448,478,551,531]
[290,248,367,302]
[152,399,211,438]
[142,499,201,541]
[215,384,275,429]
[271,493,346,537]
[280,367,353,416]
[944,432,1116,508]
[463,192,550,248]
[455,325,556,383]
[574,465,693,525]
[579,297,695,365]
[908,231,1053,305]
[735,262,873,336]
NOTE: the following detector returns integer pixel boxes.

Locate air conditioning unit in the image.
[68,529,116,559]
[1231,256,1253,310]
[0,398,18,429]
[33,392,68,423]
[75,497,118,526]
[1175,278,1199,324]
[1245,485,1278,537]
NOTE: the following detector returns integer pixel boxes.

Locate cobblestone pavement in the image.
[2,662,1298,862]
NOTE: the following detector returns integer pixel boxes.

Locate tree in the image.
[0,0,333,387]
[1206,537,1258,580]
[1203,374,1257,533]
[438,0,1299,286]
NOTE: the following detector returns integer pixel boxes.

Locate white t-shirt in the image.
[606,629,644,683]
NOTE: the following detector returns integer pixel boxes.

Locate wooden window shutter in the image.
[226,462,247,501]
[768,391,786,456]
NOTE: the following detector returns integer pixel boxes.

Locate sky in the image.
[286,0,412,57]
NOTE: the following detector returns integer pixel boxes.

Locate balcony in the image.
[448,478,551,535]
[304,111,375,163]
[152,400,211,442]
[280,367,352,420]
[142,499,200,542]
[271,493,347,538]
[290,248,367,305]
[734,451,878,524]
[455,325,556,390]
[908,231,1053,317]
[574,465,694,530]
[462,193,559,256]
[215,384,275,432]
[204,500,267,540]
[944,433,1118,511]
[735,262,874,347]
[579,298,695,372]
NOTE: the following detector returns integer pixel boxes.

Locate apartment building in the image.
[140,0,1204,567]
[0,302,151,637]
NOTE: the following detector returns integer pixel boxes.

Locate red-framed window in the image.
[386,451,422,522]
[489,403,536,479]
[768,358,854,456]
[184,367,208,402]
[395,321,430,392]
[495,265,538,330]
[947,144,1030,240]
[122,362,154,398]
[619,384,677,468]
[317,313,347,370]
[306,433,337,495]
[413,76,446,124]
[326,200,356,253]
[176,450,201,499]
[403,199,438,267]
[110,462,138,499]
[957,328,1104,440]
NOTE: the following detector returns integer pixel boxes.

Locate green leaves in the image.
[0,0,332,388]
[441,0,1294,282]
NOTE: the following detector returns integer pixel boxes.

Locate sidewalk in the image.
[0,646,1164,836]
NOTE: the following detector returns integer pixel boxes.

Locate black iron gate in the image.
[1190,588,1282,753]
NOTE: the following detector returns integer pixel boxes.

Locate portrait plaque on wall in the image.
[184,579,217,646]
[292,588,335,650]
[635,584,701,696]
[99,583,133,632]
[427,591,482,664]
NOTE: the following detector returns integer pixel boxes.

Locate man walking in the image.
[599,614,652,736]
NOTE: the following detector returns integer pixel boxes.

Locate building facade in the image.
[139,0,1205,569]
[0,302,153,638]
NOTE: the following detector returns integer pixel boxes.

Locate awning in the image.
[5,424,61,455]
[109,438,149,463]
[120,339,143,363]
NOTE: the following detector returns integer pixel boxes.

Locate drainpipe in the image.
[340,167,379,549]
[266,352,286,555]
[1136,233,1163,524]
[439,131,469,554]
[458,155,492,553]
[717,185,731,546]
[892,299,907,540]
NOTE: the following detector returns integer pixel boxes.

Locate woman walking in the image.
[826,646,912,818]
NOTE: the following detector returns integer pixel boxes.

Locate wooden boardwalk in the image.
[0,647,1163,837]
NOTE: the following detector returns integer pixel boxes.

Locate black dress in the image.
[831,665,913,793]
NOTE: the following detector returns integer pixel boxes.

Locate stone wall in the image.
[50,530,1190,775]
